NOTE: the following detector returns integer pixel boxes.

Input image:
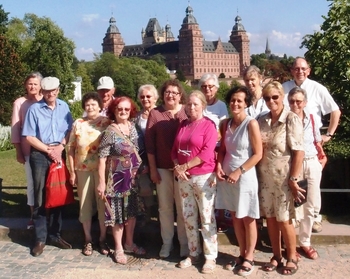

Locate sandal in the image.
[99,241,109,255]
[263,256,283,272]
[114,250,127,265]
[282,259,298,275]
[177,256,200,269]
[82,242,93,256]
[124,243,146,255]
[301,246,318,260]
[237,259,254,276]
[201,259,216,274]
[224,255,244,271]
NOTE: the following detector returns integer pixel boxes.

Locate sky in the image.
[2,0,331,61]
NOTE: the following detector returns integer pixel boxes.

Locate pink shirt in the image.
[171,117,217,175]
[11,96,39,157]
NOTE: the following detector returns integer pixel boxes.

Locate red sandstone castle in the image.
[102,4,250,80]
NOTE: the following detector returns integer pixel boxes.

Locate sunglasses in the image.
[263,95,279,102]
[117,107,131,112]
[140,95,152,100]
[288,99,304,105]
[200,84,216,90]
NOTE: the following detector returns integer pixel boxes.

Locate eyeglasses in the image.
[201,84,216,90]
[165,90,180,96]
[292,67,309,72]
[288,99,304,105]
[117,107,131,112]
[263,95,279,102]
[140,95,152,100]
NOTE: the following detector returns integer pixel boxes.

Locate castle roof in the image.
[145,18,164,38]
[182,4,197,24]
[232,15,245,31]
[106,16,120,33]
[121,41,179,57]
[203,41,238,53]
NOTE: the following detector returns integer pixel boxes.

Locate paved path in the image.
[1,240,350,278]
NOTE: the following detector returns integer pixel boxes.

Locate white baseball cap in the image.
[41,77,60,90]
[97,76,114,90]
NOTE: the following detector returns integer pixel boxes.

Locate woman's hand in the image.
[96,183,106,199]
[227,169,241,184]
[289,180,306,202]
[69,171,77,186]
[174,164,189,181]
[216,166,226,181]
[150,168,161,184]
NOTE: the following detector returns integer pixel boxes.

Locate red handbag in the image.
[45,161,75,208]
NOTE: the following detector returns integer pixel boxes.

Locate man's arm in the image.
[322,109,341,143]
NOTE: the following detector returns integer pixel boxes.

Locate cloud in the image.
[82,14,99,23]
[202,30,218,40]
[311,23,321,32]
[76,47,95,61]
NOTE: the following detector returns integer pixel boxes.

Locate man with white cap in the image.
[22,76,73,256]
[97,76,115,116]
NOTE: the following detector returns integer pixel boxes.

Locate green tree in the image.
[301,0,350,158]
[74,63,94,94]
[176,68,187,82]
[0,35,26,125]
[0,5,9,34]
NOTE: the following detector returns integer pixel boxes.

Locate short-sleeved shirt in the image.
[283,78,339,128]
[245,98,269,119]
[171,117,217,175]
[11,96,40,157]
[303,111,321,158]
[145,105,188,169]
[203,99,228,130]
[22,98,73,144]
[67,116,110,171]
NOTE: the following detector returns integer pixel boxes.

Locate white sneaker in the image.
[159,244,173,258]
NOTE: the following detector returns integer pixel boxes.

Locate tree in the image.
[74,62,94,94]
[0,5,9,34]
[0,35,26,125]
[176,68,187,82]
[301,0,350,158]
[6,14,76,100]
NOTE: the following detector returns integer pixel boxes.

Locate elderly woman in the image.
[67,92,110,256]
[11,72,43,229]
[145,79,188,258]
[257,81,304,275]
[171,90,217,273]
[216,86,262,276]
[243,65,269,118]
[135,84,158,222]
[97,96,145,265]
[288,87,326,260]
[199,73,229,232]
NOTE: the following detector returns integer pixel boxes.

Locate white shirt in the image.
[245,98,269,119]
[203,99,228,130]
[283,78,339,128]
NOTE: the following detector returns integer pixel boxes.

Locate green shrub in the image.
[0,125,12,151]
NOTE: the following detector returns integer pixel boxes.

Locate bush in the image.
[0,125,12,151]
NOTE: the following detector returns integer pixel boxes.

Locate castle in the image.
[102,4,250,80]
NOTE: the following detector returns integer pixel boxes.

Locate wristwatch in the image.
[239,166,246,174]
[289,176,298,182]
[325,132,333,137]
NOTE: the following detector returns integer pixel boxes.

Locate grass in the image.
[0,149,78,218]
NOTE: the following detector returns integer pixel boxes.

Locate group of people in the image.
[10,56,340,276]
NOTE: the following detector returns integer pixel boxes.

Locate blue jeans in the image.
[30,149,63,243]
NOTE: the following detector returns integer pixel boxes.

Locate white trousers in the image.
[156,169,187,246]
[299,156,322,247]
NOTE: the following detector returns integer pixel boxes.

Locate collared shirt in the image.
[245,97,269,119]
[303,110,321,158]
[22,98,73,144]
[283,78,339,128]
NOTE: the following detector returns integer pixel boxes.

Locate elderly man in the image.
[22,76,73,256]
[282,57,341,233]
[97,76,115,116]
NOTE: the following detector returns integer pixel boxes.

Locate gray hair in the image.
[243,65,262,79]
[198,73,219,88]
[24,71,43,84]
[137,84,159,100]
[288,86,308,101]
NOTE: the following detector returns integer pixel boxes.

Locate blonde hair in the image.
[188,90,207,108]
[262,81,285,97]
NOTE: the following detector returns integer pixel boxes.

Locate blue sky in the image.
[2,0,330,61]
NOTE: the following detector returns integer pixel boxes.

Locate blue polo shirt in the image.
[22,98,73,145]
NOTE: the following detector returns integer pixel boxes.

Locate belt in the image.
[304,156,317,161]
[48,143,60,146]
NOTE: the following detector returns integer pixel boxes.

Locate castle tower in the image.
[165,23,175,42]
[265,37,271,57]
[178,4,203,79]
[102,16,125,56]
[142,18,165,46]
[229,15,250,75]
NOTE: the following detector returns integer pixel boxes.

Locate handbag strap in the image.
[310,114,318,145]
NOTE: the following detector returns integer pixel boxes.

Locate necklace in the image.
[177,118,203,157]
[115,122,131,140]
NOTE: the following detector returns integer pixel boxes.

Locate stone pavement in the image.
[1,218,350,278]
